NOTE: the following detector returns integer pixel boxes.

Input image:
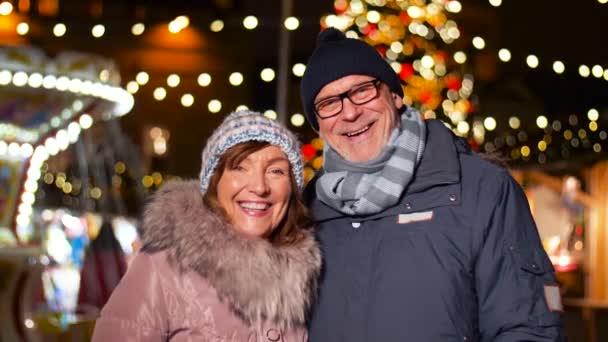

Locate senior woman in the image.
[92,110,321,341]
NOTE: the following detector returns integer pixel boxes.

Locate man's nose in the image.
[340,97,363,121]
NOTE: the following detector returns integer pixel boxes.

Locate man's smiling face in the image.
[315,74,403,163]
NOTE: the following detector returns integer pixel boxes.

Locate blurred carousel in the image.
[0,45,136,341]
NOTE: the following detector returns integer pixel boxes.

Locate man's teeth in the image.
[346,125,370,137]
[240,202,270,210]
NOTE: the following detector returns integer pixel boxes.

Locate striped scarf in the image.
[316,107,426,215]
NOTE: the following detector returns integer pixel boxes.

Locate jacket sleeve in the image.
[91,252,170,341]
[474,171,565,341]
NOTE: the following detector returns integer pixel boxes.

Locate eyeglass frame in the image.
[313,79,382,119]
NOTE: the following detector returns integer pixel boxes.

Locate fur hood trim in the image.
[140,180,321,328]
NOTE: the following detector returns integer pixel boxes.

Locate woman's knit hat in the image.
[300,28,404,130]
[199,110,304,194]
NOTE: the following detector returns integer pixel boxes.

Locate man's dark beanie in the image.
[300,28,404,130]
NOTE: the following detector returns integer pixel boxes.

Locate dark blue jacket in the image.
[306,120,564,342]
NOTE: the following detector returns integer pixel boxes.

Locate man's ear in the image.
[392,92,404,109]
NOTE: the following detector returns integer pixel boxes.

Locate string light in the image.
[136,72,149,85]
[243,16,258,30]
[526,55,539,68]
[131,23,145,36]
[0,1,13,15]
[229,72,244,86]
[53,23,67,37]
[197,73,212,87]
[208,99,222,113]
[17,22,29,35]
[153,87,166,101]
[498,49,511,62]
[167,74,180,87]
[284,17,300,30]
[92,24,105,38]
[180,94,194,107]
[210,20,224,32]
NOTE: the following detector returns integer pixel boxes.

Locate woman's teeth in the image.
[239,202,270,210]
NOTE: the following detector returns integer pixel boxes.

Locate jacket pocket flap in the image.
[511,247,546,275]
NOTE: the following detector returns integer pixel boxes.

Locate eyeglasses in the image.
[314,79,382,119]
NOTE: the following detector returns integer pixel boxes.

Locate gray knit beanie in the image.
[300,28,403,130]
[199,110,304,194]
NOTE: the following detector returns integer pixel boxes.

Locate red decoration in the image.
[399,63,414,80]
[334,0,348,14]
[468,138,479,151]
[375,45,387,57]
[446,75,461,90]
[399,11,411,25]
[435,51,449,63]
[361,23,377,35]
[419,90,431,104]
[301,144,317,160]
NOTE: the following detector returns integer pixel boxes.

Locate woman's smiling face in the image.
[217,145,293,238]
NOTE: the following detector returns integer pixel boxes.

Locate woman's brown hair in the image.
[203,141,313,246]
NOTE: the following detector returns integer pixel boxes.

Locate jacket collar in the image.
[140,180,321,328]
[308,119,465,221]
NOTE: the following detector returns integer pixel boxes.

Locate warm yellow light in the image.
[290,113,306,127]
[538,141,547,151]
[243,16,258,30]
[599,0,608,4]
[90,187,103,199]
[126,81,139,94]
[407,6,423,18]
[142,176,154,188]
[484,117,497,131]
[521,146,531,157]
[181,94,194,107]
[526,55,539,68]
[592,65,604,78]
[236,105,249,111]
[456,121,470,134]
[131,23,145,36]
[17,22,29,35]
[498,48,511,62]
[53,23,67,37]
[167,74,180,87]
[175,16,190,29]
[136,72,149,85]
[590,121,598,132]
[208,99,222,113]
[292,63,306,77]
[588,108,599,121]
[489,0,502,7]
[115,162,126,174]
[210,20,224,32]
[264,110,277,120]
[168,21,181,34]
[579,65,590,77]
[472,36,485,50]
[390,42,404,54]
[593,143,602,152]
[153,87,166,101]
[552,61,565,74]
[454,51,467,64]
[536,115,548,129]
[229,72,244,86]
[260,68,275,82]
[366,10,381,23]
[508,117,520,129]
[92,24,105,38]
[421,55,434,68]
[0,1,13,15]
[197,73,212,87]
[284,17,300,30]
[446,1,462,13]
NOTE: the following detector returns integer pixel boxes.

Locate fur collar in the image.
[140,180,321,328]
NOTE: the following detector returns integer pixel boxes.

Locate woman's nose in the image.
[248,170,270,195]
